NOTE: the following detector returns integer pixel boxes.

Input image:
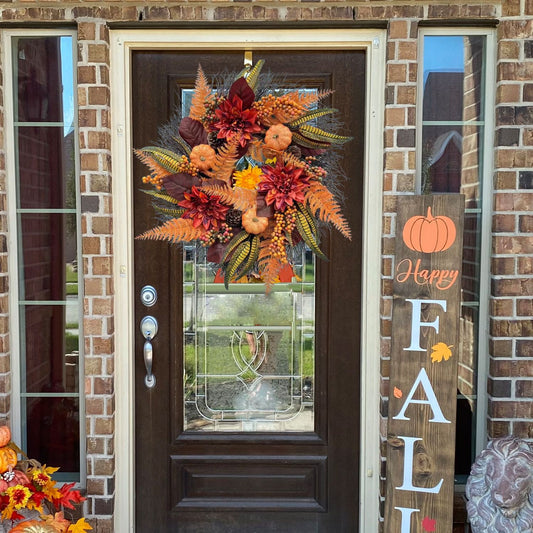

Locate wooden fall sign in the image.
[384,195,464,533]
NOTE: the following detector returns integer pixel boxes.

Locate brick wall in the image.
[0,1,531,531]
[491,0,533,439]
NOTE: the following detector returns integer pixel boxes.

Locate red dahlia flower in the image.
[179,186,229,230]
[258,161,310,212]
[213,95,261,148]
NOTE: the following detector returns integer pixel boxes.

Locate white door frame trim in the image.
[110,28,385,532]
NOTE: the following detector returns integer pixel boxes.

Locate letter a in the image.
[404,298,447,352]
[393,367,451,423]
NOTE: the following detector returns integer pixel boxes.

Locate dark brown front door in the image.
[133,49,365,532]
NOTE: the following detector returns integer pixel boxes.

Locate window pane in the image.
[19,213,78,301]
[25,396,79,474]
[421,124,483,208]
[422,34,487,481]
[17,126,76,209]
[423,36,485,123]
[22,304,79,393]
[15,36,74,124]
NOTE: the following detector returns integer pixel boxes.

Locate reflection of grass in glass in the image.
[65,332,78,353]
[66,284,78,296]
[66,263,78,295]
[66,264,77,283]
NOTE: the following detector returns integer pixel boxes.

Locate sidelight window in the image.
[6,31,83,481]
[418,29,495,482]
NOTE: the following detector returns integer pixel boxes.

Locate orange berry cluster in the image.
[303,157,327,181]
[142,156,198,190]
[199,223,234,247]
[270,207,297,260]
[253,94,305,125]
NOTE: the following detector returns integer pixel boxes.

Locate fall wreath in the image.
[136,60,352,289]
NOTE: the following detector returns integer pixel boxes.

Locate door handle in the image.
[140,316,158,388]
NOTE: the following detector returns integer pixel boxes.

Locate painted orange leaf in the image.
[42,511,70,533]
[393,386,403,399]
[421,516,436,532]
[430,342,453,363]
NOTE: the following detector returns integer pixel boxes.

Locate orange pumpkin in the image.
[0,446,17,474]
[402,206,456,253]
[190,144,216,171]
[8,520,57,533]
[242,208,269,235]
[0,426,11,447]
[264,124,292,151]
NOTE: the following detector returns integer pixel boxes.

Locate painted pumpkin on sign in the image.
[402,206,456,253]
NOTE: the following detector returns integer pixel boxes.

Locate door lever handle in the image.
[140,316,158,388]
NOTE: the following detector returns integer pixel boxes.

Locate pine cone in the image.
[208,132,226,150]
[286,145,302,159]
[225,209,242,228]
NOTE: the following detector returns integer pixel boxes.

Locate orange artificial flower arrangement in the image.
[0,426,91,533]
[136,60,353,289]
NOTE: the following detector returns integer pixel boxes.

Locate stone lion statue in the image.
[466,437,533,533]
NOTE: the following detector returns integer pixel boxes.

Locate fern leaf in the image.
[257,238,283,291]
[204,139,240,185]
[284,89,332,110]
[305,181,351,239]
[136,147,186,174]
[189,65,214,121]
[136,218,205,243]
[135,149,173,181]
[140,189,181,205]
[200,183,256,211]
[299,124,353,144]
[288,108,338,128]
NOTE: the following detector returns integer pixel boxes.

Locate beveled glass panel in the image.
[22,304,79,393]
[15,36,74,124]
[19,213,78,301]
[25,396,80,474]
[16,126,76,209]
[184,247,315,432]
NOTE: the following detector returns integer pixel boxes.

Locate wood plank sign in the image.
[384,194,464,533]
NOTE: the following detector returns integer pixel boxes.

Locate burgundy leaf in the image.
[256,193,274,217]
[207,242,227,263]
[162,173,201,202]
[228,77,255,109]
[179,117,208,148]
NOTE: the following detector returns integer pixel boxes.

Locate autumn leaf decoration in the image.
[136,60,353,289]
[430,342,453,363]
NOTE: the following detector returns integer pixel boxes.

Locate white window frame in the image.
[416,27,496,458]
[111,28,386,532]
[2,28,85,485]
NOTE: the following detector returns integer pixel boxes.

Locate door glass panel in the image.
[184,246,315,432]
